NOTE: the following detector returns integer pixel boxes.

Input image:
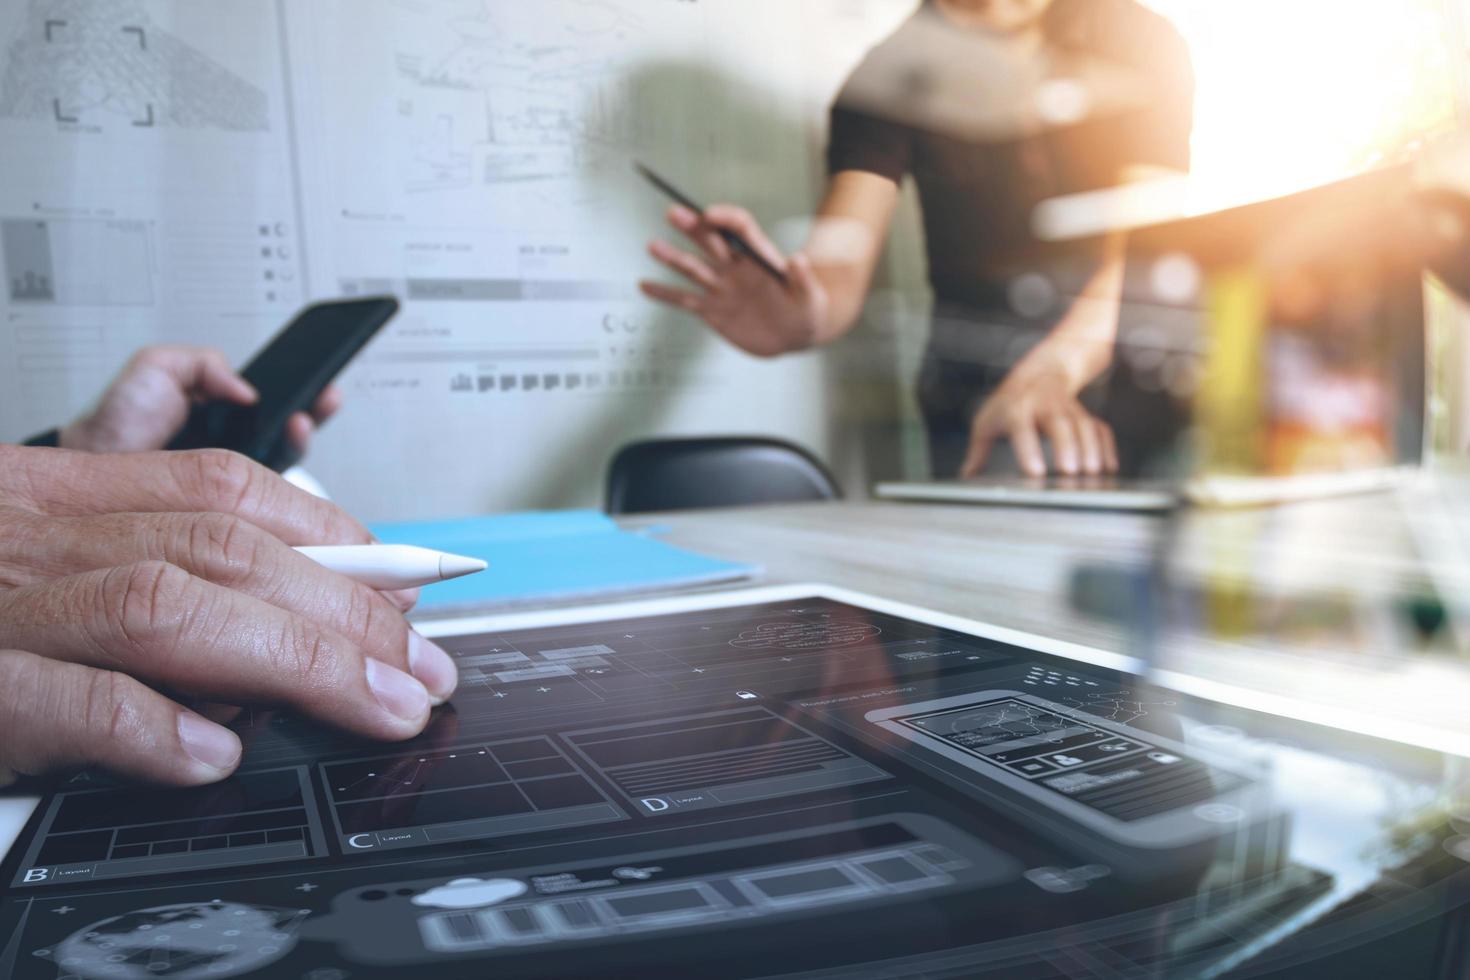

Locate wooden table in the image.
[624,485,1470,758]
[631,500,1152,652]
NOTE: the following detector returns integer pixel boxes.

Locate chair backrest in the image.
[605,437,842,515]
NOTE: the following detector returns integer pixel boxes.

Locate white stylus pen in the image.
[294,544,488,590]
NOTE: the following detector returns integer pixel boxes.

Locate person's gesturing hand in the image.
[640,204,830,357]
[59,345,342,455]
[961,361,1119,478]
[0,446,457,788]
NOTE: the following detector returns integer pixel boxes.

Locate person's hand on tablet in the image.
[58,345,341,455]
[962,360,1118,478]
[0,446,456,788]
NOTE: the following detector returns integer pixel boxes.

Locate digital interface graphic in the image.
[0,593,1460,978]
[563,707,890,817]
[323,736,625,853]
[899,698,1243,821]
[15,769,325,887]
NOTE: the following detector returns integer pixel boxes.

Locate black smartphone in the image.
[166,296,399,471]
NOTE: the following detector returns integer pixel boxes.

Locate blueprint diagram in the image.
[392,0,643,194]
[0,0,268,131]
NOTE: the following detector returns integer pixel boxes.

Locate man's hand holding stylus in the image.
[0,446,458,788]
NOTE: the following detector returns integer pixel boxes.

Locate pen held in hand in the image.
[295,544,487,591]
[635,161,789,286]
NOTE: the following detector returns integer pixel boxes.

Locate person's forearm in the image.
[1016,240,1126,390]
[801,170,902,348]
[808,259,874,345]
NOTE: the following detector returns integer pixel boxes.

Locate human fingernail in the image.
[177,713,242,772]
[408,632,458,705]
[366,658,430,723]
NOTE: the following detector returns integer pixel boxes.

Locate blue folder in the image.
[369,510,759,613]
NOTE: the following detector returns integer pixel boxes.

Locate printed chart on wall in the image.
[4,584,1461,978]
[0,0,303,440]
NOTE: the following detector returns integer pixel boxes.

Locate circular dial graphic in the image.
[45,901,304,979]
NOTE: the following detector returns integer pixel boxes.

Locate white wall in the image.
[0,0,929,521]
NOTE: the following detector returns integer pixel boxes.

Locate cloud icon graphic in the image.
[411,877,528,909]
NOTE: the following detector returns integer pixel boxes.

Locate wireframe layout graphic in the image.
[12,769,327,889]
[414,816,1008,956]
[901,698,1202,811]
[432,600,1007,717]
[10,815,1019,979]
[564,707,890,816]
[866,690,1262,852]
[0,592,1348,980]
[323,736,626,853]
[0,0,269,131]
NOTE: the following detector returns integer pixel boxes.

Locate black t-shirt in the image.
[827,0,1194,306]
[827,0,1195,474]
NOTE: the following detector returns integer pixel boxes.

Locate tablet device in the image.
[874,475,1179,512]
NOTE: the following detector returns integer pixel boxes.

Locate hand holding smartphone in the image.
[166,296,399,471]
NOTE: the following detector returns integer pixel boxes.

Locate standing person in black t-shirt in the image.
[640,0,1194,478]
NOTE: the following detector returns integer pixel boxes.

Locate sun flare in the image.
[1144,0,1465,209]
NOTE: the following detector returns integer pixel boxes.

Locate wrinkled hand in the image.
[0,446,455,787]
[962,363,1118,477]
[640,205,828,357]
[60,345,342,455]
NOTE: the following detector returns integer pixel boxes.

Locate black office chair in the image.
[604,437,843,515]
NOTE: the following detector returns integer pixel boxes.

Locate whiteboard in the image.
[0,0,929,520]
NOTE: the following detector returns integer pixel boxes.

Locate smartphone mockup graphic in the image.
[866,691,1272,853]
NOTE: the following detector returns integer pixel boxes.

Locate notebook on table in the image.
[370,510,759,614]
